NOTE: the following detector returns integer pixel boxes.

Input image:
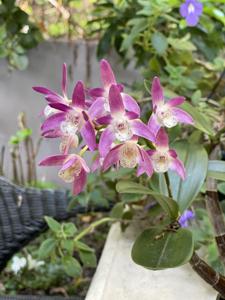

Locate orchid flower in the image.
[41,81,97,152]
[180,0,203,27]
[148,128,186,180]
[33,63,70,117]
[148,77,193,136]
[89,59,140,119]
[98,84,155,157]
[39,154,90,195]
[102,138,153,177]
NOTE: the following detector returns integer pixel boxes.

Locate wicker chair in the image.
[0,176,109,299]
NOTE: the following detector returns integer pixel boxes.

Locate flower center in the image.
[119,142,138,168]
[188,3,195,14]
[112,118,133,141]
[59,135,79,154]
[60,112,83,136]
[58,159,82,183]
[151,151,171,173]
[156,104,178,128]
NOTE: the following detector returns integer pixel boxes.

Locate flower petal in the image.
[39,155,67,166]
[45,94,63,103]
[172,107,194,125]
[79,156,90,173]
[138,148,154,177]
[151,77,164,107]
[88,97,105,120]
[100,59,116,89]
[180,2,188,17]
[102,145,121,172]
[73,168,87,195]
[49,102,72,113]
[148,113,161,137]
[32,86,60,97]
[96,114,113,125]
[72,80,85,109]
[80,120,97,151]
[62,63,67,96]
[155,128,169,149]
[41,112,66,132]
[167,96,185,107]
[170,157,186,180]
[130,119,155,142]
[42,128,61,138]
[186,13,199,26]
[99,127,115,157]
[89,88,104,99]
[121,93,140,117]
[109,84,125,116]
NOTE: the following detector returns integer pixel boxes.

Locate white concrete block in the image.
[86,223,217,300]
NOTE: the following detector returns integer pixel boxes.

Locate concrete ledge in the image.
[86,223,217,300]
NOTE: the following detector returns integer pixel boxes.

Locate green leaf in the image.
[110,203,124,219]
[168,35,196,51]
[62,256,82,277]
[74,241,94,253]
[132,228,194,270]
[61,240,74,254]
[44,216,61,233]
[208,160,225,181]
[151,32,168,56]
[168,141,208,213]
[10,53,28,70]
[180,102,215,136]
[79,250,97,268]
[38,238,56,259]
[116,181,179,220]
[218,182,225,195]
[63,223,77,237]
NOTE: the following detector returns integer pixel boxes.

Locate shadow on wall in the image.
[0,40,141,186]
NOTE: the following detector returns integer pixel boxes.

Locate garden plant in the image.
[34,54,225,298]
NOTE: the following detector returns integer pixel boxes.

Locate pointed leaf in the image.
[168,141,208,213]
[208,160,225,181]
[116,181,179,220]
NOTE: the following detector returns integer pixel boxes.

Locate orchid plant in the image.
[34,60,225,298]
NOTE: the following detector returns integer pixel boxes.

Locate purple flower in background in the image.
[179,210,195,227]
[180,0,203,27]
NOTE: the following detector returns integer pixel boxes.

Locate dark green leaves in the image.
[116,181,179,220]
[151,32,168,56]
[38,238,56,259]
[168,141,208,213]
[132,228,194,270]
[181,102,215,136]
[62,256,82,277]
[208,160,225,181]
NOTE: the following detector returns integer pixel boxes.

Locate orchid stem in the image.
[164,172,173,198]
[74,217,115,242]
[79,145,88,157]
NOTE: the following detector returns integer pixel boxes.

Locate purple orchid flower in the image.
[148,77,193,136]
[179,210,195,227]
[98,84,155,157]
[41,81,97,152]
[33,63,70,117]
[102,138,153,177]
[39,154,90,195]
[180,0,203,27]
[88,59,141,120]
[148,128,186,180]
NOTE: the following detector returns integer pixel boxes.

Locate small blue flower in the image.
[180,0,203,27]
[179,210,195,227]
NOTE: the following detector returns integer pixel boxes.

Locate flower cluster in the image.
[34,60,193,195]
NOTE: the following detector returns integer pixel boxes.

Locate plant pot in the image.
[86,223,218,300]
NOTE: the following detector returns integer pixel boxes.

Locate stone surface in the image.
[86,223,217,300]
